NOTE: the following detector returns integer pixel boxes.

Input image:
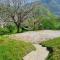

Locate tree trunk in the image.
[17,25,20,33]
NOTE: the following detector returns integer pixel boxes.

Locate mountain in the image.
[39,0,60,16]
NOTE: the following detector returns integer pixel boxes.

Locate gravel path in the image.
[9,30,60,60]
[10,30,60,43]
[23,44,49,60]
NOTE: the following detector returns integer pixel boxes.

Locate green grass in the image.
[41,37,60,60]
[0,36,35,60]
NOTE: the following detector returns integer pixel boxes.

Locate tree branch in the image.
[21,7,33,20]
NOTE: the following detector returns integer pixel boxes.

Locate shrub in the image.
[6,24,17,33]
[0,27,9,35]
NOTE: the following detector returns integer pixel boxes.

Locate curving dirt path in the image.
[23,44,49,60]
[9,30,60,60]
[10,30,60,43]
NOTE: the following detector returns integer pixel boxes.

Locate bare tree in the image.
[0,0,34,33]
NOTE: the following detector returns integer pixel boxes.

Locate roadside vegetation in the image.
[0,36,35,60]
[0,0,60,35]
[41,37,60,60]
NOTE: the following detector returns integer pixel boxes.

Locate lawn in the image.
[41,37,60,60]
[0,36,35,60]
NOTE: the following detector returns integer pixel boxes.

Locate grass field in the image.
[41,37,60,60]
[0,36,35,60]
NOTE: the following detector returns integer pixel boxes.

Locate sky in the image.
[27,0,32,3]
[0,0,37,4]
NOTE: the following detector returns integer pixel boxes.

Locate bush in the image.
[6,24,17,33]
[0,27,9,35]
[0,24,17,35]
[40,20,56,29]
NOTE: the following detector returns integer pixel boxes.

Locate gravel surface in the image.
[23,44,49,60]
[9,30,60,60]
[10,30,60,43]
